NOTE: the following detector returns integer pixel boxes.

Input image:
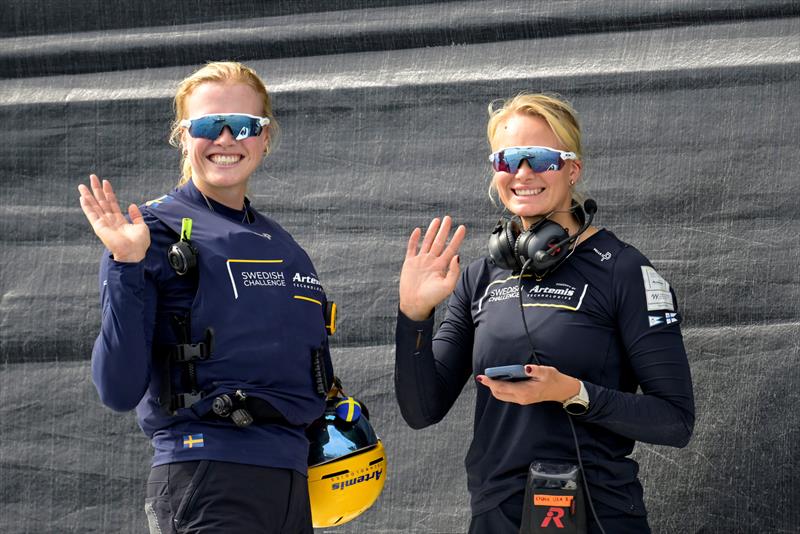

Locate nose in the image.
[214,125,237,145]
[515,158,535,177]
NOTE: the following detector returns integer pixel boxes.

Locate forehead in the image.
[491,114,560,151]
[185,82,263,117]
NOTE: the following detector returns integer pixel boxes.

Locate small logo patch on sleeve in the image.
[641,266,674,311]
[648,312,680,328]
[182,434,204,448]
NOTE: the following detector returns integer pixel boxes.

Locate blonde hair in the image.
[486,93,584,203]
[169,61,279,185]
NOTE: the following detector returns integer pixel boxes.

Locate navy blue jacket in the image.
[395,229,694,517]
[92,180,330,473]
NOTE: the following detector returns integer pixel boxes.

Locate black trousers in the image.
[468,491,651,534]
[144,461,313,534]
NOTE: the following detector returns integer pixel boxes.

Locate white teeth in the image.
[209,154,242,165]
[515,188,544,196]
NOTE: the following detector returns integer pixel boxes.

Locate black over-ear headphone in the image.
[488,199,597,275]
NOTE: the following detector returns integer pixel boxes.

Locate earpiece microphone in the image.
[531,199,596,265]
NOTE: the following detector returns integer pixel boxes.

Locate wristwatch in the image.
[562,381,590,415]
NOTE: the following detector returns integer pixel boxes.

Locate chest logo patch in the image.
[524,282,587,310]
[479,275,588,312]
[292,271,324,292]
[226,259,285,299]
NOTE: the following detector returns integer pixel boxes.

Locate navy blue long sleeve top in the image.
[395,229,694,517]
[91,180,330,472]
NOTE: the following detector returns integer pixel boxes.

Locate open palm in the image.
[78,174,150,263]
[399,216,466,321]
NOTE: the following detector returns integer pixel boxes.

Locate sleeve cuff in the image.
[396,307,435,329]
[104,255,146,296]
[580,381,603,419]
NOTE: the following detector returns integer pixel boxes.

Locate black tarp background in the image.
[1,1,798,533]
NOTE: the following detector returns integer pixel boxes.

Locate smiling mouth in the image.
[513,187,544,197]
[208,154,243,166]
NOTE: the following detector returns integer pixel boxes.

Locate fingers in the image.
[103,179,124,218]
[405,227,422,259]
[89,174,107,205]
[524,365,540,380]
[478,377,523,404]
[416,216,465,259]
[443,224,467,260]
[128,204,144,225]
[78,178,106,223]
[475,370,547,405]
[89,174,119,218]
[429,215,452,256]
[444,254,461,287]
[419,217,441,254]
[78,189,101,224]
[475,375,507,398]
[79,174,127,231]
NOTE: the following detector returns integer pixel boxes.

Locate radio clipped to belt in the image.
[521,461,587,534]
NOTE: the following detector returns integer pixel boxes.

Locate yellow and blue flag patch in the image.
[335,397,362,422]
[182,434,204,448]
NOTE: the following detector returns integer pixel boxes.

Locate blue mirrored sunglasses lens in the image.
[188,115,262,140]
[494,148,562,173]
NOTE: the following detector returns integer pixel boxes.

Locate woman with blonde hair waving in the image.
[79,62,333,533]
[395,93,694,533]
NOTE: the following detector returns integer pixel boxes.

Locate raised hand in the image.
[78,174,150,263]
[399,216,466,321]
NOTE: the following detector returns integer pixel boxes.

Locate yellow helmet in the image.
[307,395,387,528]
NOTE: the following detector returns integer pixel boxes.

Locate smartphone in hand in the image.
[484,364,531,382]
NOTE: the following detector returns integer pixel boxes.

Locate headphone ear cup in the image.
[488,219,521,271]
[517,220,570,273]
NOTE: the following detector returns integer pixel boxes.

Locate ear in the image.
[180,130,190,154]
[568,159,583,185]
[261,128,271,155]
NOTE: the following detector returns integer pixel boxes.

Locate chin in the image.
[508,203,547,219]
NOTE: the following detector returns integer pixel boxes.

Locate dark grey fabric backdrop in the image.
[0,1,798,533]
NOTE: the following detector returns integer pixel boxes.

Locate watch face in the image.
[565,401,588,416]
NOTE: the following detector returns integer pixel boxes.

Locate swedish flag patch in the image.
[182,434,204,448]
[335,397,362,422]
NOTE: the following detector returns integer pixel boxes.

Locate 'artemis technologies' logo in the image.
[292,271,323,292]
[331,469,383,490]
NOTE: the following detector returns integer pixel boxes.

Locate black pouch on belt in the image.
[520,461,587,534]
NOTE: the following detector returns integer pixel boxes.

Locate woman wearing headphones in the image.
[395,93,694,533]
[78,62,332,533]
